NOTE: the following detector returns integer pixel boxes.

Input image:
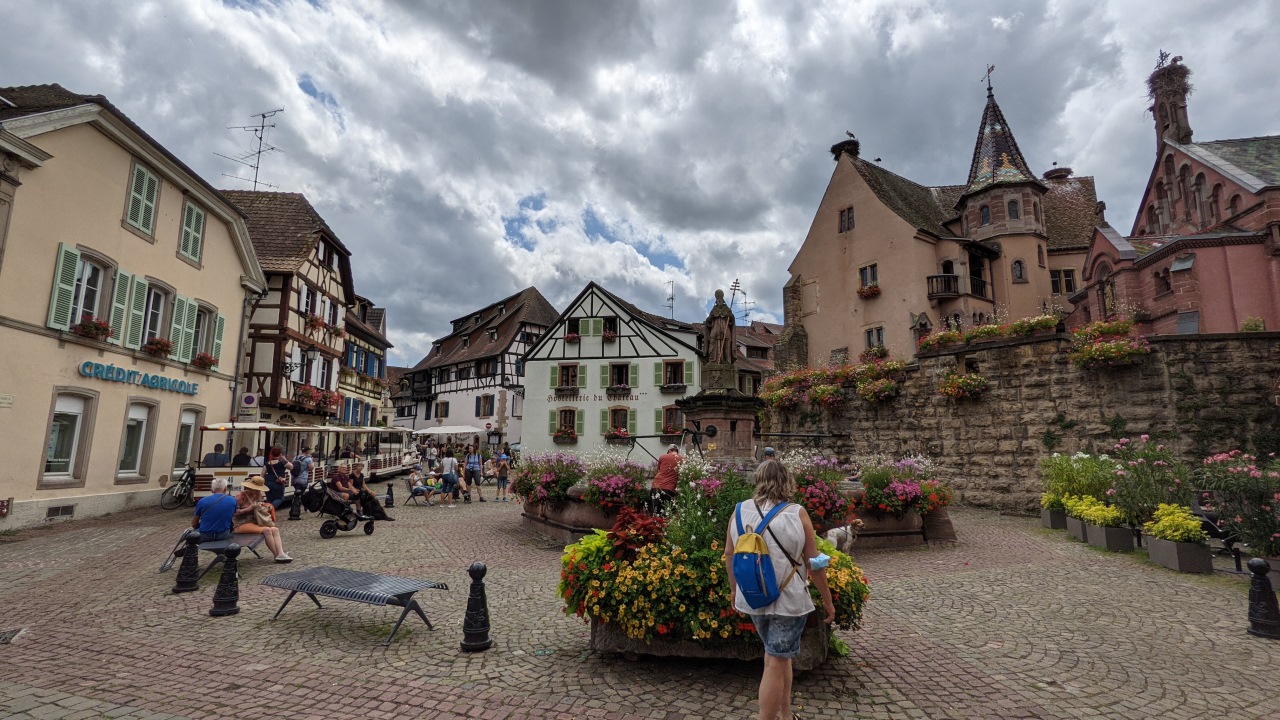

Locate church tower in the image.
[1148,54,1193,150]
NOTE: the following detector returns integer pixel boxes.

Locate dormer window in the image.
[462,336,470,348]
[497,304,505,315]
[979,205,991,226]
[487,329,497,342]
[472,314,481,325]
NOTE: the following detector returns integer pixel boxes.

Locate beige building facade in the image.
[0,85,265,529]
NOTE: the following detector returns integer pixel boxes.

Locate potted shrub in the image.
[140,337,173,358]
[1062,495,1091,542]
[1040,492,1067,529]
[856,283,881,299]
[192,352,219,370]
[1081,502,1133,552]
[70,314,113,341]
[1143,503,1213,573]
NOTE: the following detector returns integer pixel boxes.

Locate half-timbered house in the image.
[522,282,702,458]
[221,191,355,426]
[403,287,558,445]
[340,295,391,426]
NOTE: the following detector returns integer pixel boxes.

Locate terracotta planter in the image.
[1041,508,1067,529]
[1086,523,1133,552]
[1065,516,1087,542]
[1146,536,1213,574]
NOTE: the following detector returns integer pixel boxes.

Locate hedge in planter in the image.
[1143,503,1212,573]
[1079,502,1133,552]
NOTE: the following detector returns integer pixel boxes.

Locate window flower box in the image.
[192,352,219,370]
[602,330,618,343]
[660,383,687,394]
[140,337,173,358]
[304,314,325,332]
[294,384,321,404]
[70,315,113,341]
[604,429,632,445]
[563,333,580,344]
[327,323,347,339]
[552,429,578,444]
[318,390,343,409]
[856,284,881,300]
[555,386,580,397]
[606,384,631,396]
[857,344,888,363]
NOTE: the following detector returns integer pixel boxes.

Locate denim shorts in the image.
[751,613,810,659]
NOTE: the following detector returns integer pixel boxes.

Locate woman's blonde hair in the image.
[753,459,794,504]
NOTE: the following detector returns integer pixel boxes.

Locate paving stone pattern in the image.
[1,501,1278,719]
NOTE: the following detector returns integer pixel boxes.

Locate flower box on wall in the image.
[660,383,687,394]
[1146,536,1213,573]
[1065,515,1087,542]
[1086,524,1134,552]
[1041,508,1067,529]
[606,385,631,397]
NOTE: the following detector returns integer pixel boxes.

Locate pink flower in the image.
[1140,434,1150,442]
[1106,488,1117,496]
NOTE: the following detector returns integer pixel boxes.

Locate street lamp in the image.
[281,343,319,374]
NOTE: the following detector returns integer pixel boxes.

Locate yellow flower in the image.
[678,604,686,612]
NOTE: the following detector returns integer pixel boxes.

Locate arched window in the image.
[979,205,991,226]
[1155,181,1169,226]
[1177,165,1191,219]
[1146,205,1159,235]
[1209,184,1222,223]
[1037,244,1045,267]
[941,259,954,275]
[1194,172,1208,226]
[1033,202,1041,222]
[1163,154,1174,180]
[1228,194,1242,216]
[953,313,962,329]
[1154,269,1172,295]
[1012,260,1026,282]
[1007,200,1020,219]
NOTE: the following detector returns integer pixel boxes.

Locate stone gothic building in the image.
[775,83,1100,370]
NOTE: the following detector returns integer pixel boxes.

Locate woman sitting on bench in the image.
[234,476,292,563]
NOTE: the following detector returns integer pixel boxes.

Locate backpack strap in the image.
[754,500,790,534]
[734,502,747,537]
[756,501,804,591]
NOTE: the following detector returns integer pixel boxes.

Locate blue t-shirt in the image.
[194,493,237,534]
[293,455,313,486]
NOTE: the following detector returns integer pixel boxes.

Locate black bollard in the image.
[209,543,242,616]
[460,561,493,652]
[288,488,303,521]
[1247,558,1280,639]
[385,482,395,509]
[171,530,202,594]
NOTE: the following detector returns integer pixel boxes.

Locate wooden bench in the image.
[261,566,447,645]
[159,531,267,578]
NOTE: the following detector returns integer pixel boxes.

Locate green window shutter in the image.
[575,411,584,437]
[169,296,189,360]
[190,206,205,260]
[548,410,557,435]
[179,205,194,257]
[107,269,132,344]
[653,362,663,386]
[628,408,637,435]
[124,276,149,350]
[593,318,604,336]
[654,408,663,433]
[180,301,198,363]
[180,203,205,261]
[210,314,226,367]
[684,360,694,385]
[600,409,608,435]
[550,365,558,389]
[578,366,588,388]
[599,364,608,388]
[141,170,158,233]
[46,243,81,331]
[127,165,158,234]
[629,363,639,387]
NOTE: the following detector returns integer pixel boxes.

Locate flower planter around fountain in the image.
[589,616,830,672]
[521,488,621,544]
[849,508,925,549]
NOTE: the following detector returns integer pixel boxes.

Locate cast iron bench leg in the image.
[272,590,297,620]
[199,555,224,581]
[407,598,432,631]
[384,598,416,646]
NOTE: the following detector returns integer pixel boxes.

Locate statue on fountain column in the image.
[701,289,737,393]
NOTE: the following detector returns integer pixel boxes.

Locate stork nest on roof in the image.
[1147,62,1192,103]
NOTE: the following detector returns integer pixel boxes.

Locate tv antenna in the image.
[664,280,675,319]
[216,108,284,190]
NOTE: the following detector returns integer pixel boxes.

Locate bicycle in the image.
[161,466,197,509]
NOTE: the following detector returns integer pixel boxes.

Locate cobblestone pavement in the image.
[2,496,1278,720]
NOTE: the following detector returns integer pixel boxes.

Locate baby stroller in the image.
[301,480,376,539]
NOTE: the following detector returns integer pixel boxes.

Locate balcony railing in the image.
[968,276,989,299]
[926,274,960,299]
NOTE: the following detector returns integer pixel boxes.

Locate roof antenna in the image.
[217,108,284,190]
[664,280,675,319]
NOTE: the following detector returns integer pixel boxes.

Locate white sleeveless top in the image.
[729,500,814,617]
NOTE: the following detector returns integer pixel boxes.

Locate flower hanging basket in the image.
[856,284,882,300]
[140,338,173,358]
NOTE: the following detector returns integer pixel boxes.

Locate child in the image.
[495,451,511,502]
[409,468,442,506]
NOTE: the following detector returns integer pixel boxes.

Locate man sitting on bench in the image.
[192,477,237,541]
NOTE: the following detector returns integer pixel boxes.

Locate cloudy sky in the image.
[4,0,1277,365]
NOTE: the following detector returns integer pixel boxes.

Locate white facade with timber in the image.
[522,282,702,459]
[0,84,266,529]
[221,191,355,428]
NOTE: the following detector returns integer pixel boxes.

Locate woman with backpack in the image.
[724,459,834,720]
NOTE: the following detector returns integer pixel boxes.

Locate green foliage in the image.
[1142,503,1208,544]
[1040,452,1117,507]
[1239,316,1266,332]
[1198,450,1280,557]
[1041,429,1061,451]
[1108,436,1195,526]
[1054,413,1079,430]
[1078,502,1124,527]
[1107,414,1128,437]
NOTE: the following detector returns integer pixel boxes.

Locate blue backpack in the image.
[733,501,801,609]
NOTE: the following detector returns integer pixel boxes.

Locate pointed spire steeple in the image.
[964,85,1037,196]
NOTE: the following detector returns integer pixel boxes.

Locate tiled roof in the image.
[411,287,558,372]
[366,307,386,333]
[1191,136,1280,187]
[1042,175,1100,252]
[0,83,93,122]
[344,308,391,348]
[964,89,1038,195]
[852,158,963,237]
[387,365,412,399]
[221,190,350,272]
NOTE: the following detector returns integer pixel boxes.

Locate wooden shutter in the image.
[654,408,663,433]
[46,243,81,331]
[684,360,694,385]
[548,410,557,435]
[475,396,482,417]
[182,302,198,362]
[107,269,132,344]
[653,362,663,386]
[550,365,558,389]
[179,204,194,258]
[593,318,604,336]
[627,408,637,435]
[169,296,190,360]
[128,165,158,234]
[600,409,608,434]
[577,367,588,388]
[629,363,639,387]
[574,411,584,437]
[210,314,226,366]
[189,205,205,260]
[124,276,149,350]
[599,365,608,388]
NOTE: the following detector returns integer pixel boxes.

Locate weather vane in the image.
[982,64,995,91]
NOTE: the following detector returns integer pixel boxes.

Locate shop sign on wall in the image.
[78,361,200,396]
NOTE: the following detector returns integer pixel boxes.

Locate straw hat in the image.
[242,475,268,492]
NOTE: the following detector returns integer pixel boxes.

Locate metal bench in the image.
[260,566,448,645]
[159,531,267,577]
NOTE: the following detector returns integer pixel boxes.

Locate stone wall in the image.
[762,332,1280,512]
